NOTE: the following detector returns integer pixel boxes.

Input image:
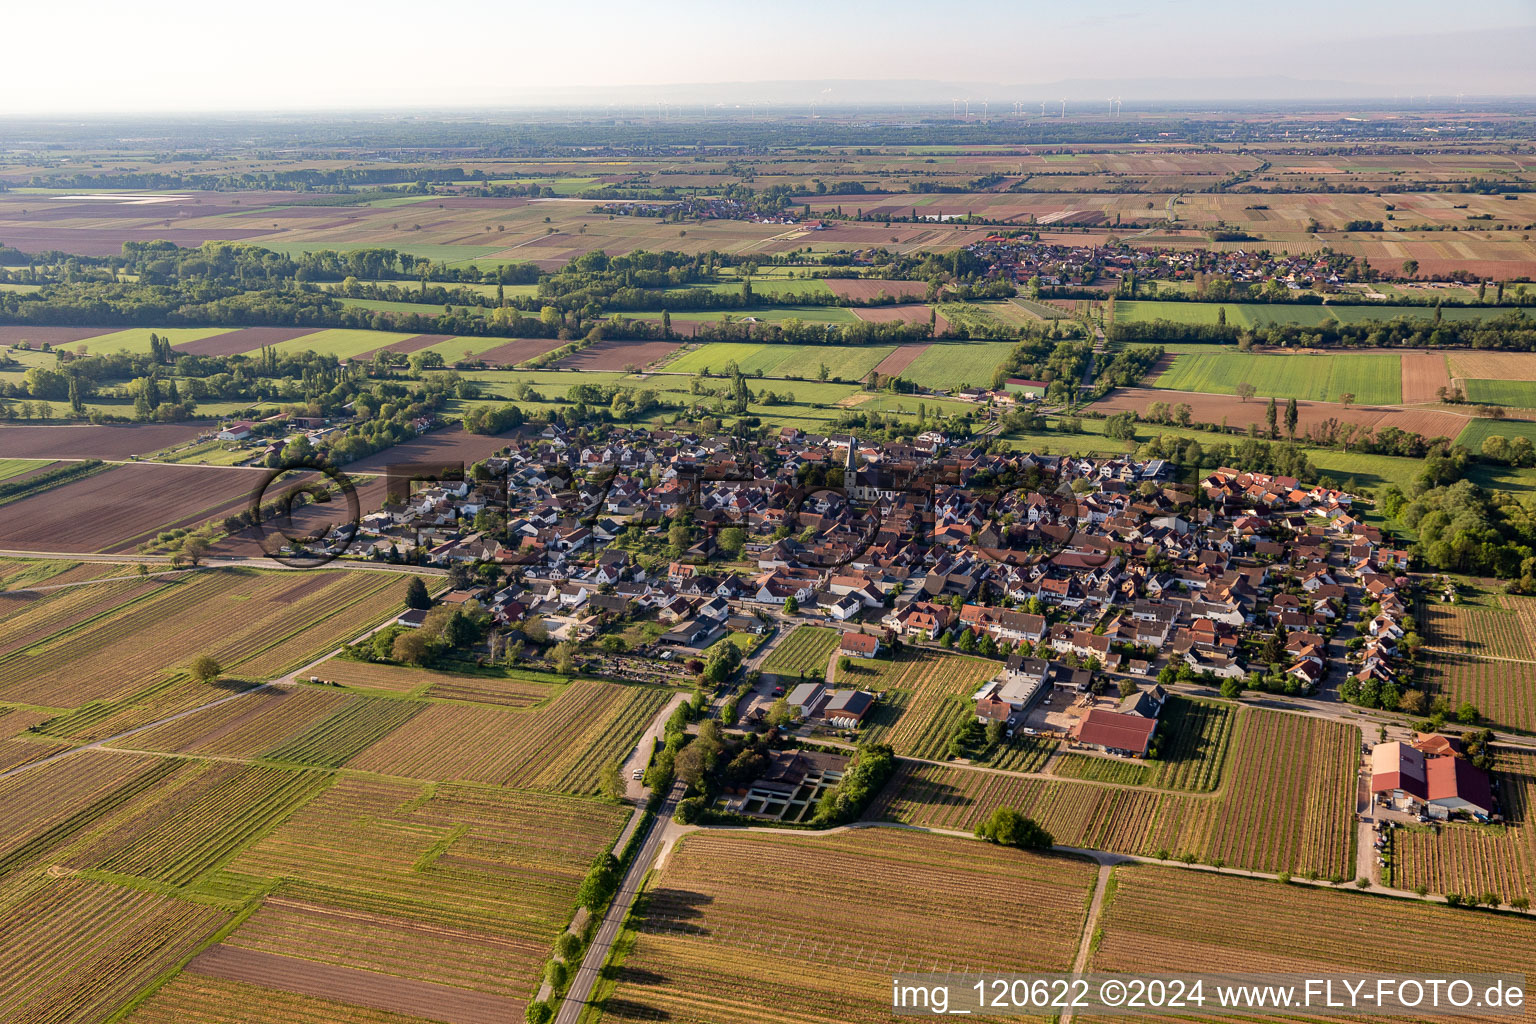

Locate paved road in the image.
[555,782,685,1024]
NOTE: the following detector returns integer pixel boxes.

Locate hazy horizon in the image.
[6,0,1534,116]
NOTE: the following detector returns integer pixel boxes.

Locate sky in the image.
[5,0,1534,114]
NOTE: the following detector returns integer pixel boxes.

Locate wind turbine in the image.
[964,97,971,117]
[1060,97,1067,118]
[1040,101,1047,117]
[982,98,989,120]
[952,98,959,117]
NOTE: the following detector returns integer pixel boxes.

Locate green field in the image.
[1116,300,1529,328]
[1455,417,1536,451]
[69,327,233,356]
[339,297,479,316]
[1156,350,1402,404]
[663,342,890,381]
[0,459,52,482]
[662,305,860,325]
[902,340,1017,391]
[1461,379,1536,408]
[694,277,834,299]
[273,328,420,358]
[419,335,520,362]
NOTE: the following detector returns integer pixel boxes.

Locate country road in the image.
[555,782,685,1024]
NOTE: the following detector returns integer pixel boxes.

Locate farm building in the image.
[786,683,876,728]
[1370,742,1493,819]
[839,632,882,658]
[1074,708,1158,757]
[1004,378,1050,399]
[216,421,254,441]
[972,655,1051,726]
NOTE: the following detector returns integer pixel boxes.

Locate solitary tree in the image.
[1265,397,1278,438]
[1284,398,1299,440]
[180,536,209,567]
[975,806,1053,850]
[1339,392,1356,409]
[404,576,431,610]
[189,655,221,684]
[1235,381,1256,403]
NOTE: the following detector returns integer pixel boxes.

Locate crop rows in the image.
[879,652,997,756]
[987,734,1057,772]
[0,752,174,877]
[599,829,1094,1023]
[1419,593,1536,660]
[1054,752,1150,785]
[0,873,229,1024]
[760,626,839,678]
[873,708,1355,877]
[346,682,670,791]
[1421,651,1536,734]
[115,687,350,758]
[1089,865,1536,1011]
[54,762,330,886]
[1142,697,1234,791]
[124,974,438,1024]
[1392,825,1532,902]
[0,569,413,712]
[227,777,626,1000]
[261,696,423,768]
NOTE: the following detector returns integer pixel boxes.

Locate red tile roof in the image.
[1075,710,1156,755]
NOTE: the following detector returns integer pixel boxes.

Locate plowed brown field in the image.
[0,423,209,460]
[873,343,931,376]
[1092,387,1469,440]
[174,327,320,356]
[1447,351,1536,380]
[554,339,681,370]
[1401,351,1454,404]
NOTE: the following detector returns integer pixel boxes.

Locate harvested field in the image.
[186,946,520,1024]
[348,681,670,792]
[1447,350,1536,380]
[1091,387,1469,442]
[872,342,931,376]
[1401,351,1454,404]
[0,325,111,348]
[0,422,208,460]
[1088,864,1536,1022]
[555,339,682,371]
[822,278,930,301]
[173,327,320,356]
[0,873,230,1024]
[595,828,1095,1024]
[0,463,258,552]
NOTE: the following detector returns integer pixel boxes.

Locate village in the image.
[254,419,1499,832]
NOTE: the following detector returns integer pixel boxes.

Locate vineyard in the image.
[125,974,454,1024]
[1089,864,1536,1017]
[1420,650,1536,734]
[847,650,998,758]
[114,687,352,758]
[0,568,421,722]
[0,873,230,1024]
[871,708,1356,878]
[986,734,1058,772]
[228,777,629,1014]
[319,657,563,706]
[594,829,1096,1024]
[260,696,424,768]
[53,761,330,886]
[1389,751,1535,902]
[1053,753,1151,785]
[759,626,840,679]
[346,681,672,792]
[1418,588,1536,660]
